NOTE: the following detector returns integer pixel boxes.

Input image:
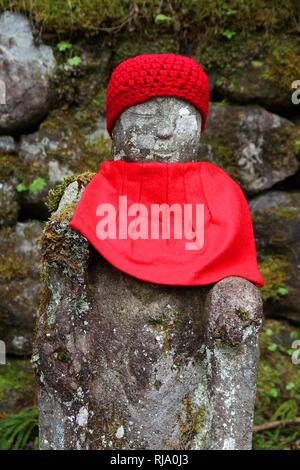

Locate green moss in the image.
[111,34,180,69]
[0,227,29,282]
[254,319,300,449]
[293,139,300,155]
[148,299,204,368]
[236,308,249,322]
[198,31,299,110]
[47,171,95,213]
[268,206,299,221]
[176,396,206,450]
[2,0,298,38]
[0,360,35,403]
[37,101,112,182]
[53,349,71,364]
[259,255,291,302]
[261,36,300,96]
[0,154,19,183]
[0,255,27,282]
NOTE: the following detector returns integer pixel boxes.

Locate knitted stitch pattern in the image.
[106,53,210,137]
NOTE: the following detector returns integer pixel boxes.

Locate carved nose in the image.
[156,118,175,139]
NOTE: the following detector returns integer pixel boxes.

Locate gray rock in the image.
[17,111,110,215]
[0,179,19,226]
[0,12,56,134]
[0,221,43,355]
[250,191,300,324]
[199,104,299,195]
[0,143,20,226]
[197,33,299,114]
[0,136,16,154]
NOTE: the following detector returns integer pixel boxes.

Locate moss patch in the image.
[47,171,95,213]
[197,31,299,111]
[0,359,36,417]
[2,0,298,38]
[254,319,300,450]
[176,396,206,449]
[259,255,292,303]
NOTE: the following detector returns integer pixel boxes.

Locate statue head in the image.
[106,53,210,163]
[111,96,202,162]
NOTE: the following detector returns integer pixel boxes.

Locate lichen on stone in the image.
[176,395,206,450]
[47,172,95,213]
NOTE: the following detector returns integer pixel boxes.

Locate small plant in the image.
[67,56,82,67]
[222,29,236,40]
[57,41,72,52]
[293,139,300,153]
[268,343,278,353]
[218,0,237,17]
[289,331,298,341]
[16,177,46,193]
[0,406,39,450]
[154,14,172,25]
[276,287,289,297]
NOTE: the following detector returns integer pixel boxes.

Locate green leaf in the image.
[67,56,81,67]
[268,343,278,352]
[28,177,46,193]
[289,330,298,340]
[154,14,172,24]
[286,382,295,391]
[266,328,273,337]
[0,407,38,450]
[276,287,289,296]
[267,387,279,398]
[57,41,72,52]
[16,183,27,192]
[293,139,300,152]
[222,29,236,40]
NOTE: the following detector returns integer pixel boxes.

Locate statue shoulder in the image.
[47,172,96,221]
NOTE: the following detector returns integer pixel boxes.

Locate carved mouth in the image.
[154,149,175,156]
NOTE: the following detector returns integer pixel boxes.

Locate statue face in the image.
[112,97,202,162]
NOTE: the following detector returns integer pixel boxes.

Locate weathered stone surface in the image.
[17,108,111,216]
[0,150,20,226]
[0,12,56,134]
[197,33,299,114]
[199,103,299,195]
[0,221,43,355]
[0,179,19,227]
[250,191,300,324]
[35,97,263,450]
[111,35,180,71]
[35,192,263,449]
[0,136,16,154]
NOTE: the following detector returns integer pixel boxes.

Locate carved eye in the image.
[128,110,156,117]
[128,102,158,117]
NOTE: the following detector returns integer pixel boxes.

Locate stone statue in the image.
[34,55,263,450]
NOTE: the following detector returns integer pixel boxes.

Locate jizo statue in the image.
[35,54,263,450]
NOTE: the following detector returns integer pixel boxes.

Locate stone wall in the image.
[0,3,299,361]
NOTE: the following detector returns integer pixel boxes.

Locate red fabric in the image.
[106,54,210,136]
[69,161,263,288]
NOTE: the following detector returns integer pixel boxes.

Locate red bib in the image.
[69,161,263,287]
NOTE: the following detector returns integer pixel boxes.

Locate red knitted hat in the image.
[106,53,210,137]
